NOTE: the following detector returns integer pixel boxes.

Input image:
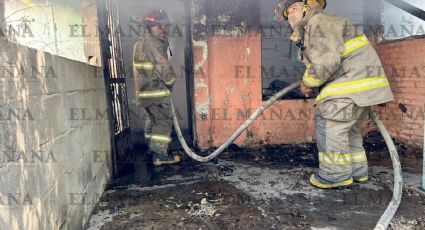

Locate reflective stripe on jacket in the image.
[133,32,176,103]
[301,10,394,106]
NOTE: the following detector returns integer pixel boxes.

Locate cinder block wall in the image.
[0,40,112,229]
[375,38,425,148]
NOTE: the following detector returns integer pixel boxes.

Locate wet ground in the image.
[86,132,425,230]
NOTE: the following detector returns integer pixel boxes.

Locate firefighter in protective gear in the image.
[276,0,394,188]
[133,9,180,166]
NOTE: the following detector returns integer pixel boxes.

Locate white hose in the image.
[171,81,301,162]
[171,81,402,229]
[370,111,403,230]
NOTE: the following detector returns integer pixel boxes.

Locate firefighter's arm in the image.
[133,40,154,83]
[302,16,344,88]
[133,41,148,99]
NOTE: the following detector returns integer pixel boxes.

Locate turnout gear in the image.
[288,7,394,187]
[315,99,371,183]
[300,9,393,106]
[354,176,368,183]
[133,31,176,105]
[310,174,353,189]
[153,154,181,166]
[133,10,179,166]
[143,103,173,156]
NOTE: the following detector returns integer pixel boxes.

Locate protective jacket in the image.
[299,9,394,106]
[133,31,176,106]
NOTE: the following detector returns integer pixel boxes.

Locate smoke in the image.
[117,0,190,131]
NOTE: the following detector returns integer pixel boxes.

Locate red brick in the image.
[376,37,425,148]
[192,30,425,149]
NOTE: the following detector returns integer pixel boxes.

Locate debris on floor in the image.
[86,135,425,230]
[187,197,218,218]
[389,216,425,230]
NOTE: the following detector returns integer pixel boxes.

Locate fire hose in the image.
[170,81,402,229]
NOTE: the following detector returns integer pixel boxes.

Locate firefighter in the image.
[133,9,180,166]
[275,0,394,188]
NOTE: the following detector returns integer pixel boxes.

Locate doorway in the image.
[98,0,194,181]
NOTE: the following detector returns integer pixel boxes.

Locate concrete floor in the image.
[85,135,425,230]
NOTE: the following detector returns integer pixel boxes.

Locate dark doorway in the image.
[260,0,306,100]
[117,0,191,138]
[97,0,194,181]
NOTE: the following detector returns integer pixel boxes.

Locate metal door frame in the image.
[97,0,131,177]
[182,0,197,148]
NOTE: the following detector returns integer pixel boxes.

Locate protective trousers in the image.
[144,102,173,158]
[315,98,370,182]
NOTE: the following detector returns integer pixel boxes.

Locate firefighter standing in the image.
[275,0,394,188]
[133,9,180,166]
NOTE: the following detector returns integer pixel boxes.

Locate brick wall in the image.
[191,0,424,150]
[190,0,318,150]
[193,32,316,149]
[375,38,425,148]
[192,34,425,150]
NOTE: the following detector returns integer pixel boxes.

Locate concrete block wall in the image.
[5,0,86,62]
[375,38,425,148]
[0,40,112,229]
